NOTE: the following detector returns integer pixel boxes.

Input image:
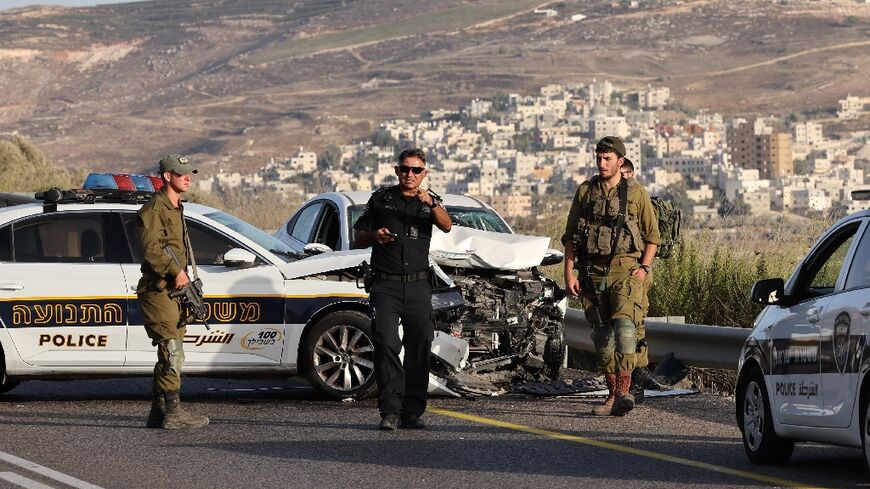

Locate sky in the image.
[0,0,142,9]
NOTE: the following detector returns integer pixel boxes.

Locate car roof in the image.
[0,200,222,223]
[329,190,491,209]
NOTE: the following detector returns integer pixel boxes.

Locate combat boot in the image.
[611,371,635,416]
[162,394,209,430]
[631,367,648,405]
[591,373,618,416]
[145,395,165,428]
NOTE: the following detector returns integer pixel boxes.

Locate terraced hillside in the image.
[0,0,867,175]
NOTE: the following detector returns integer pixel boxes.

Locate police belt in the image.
[373,270,431,283]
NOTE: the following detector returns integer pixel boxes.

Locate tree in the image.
[661,180,694,216]
[370,129,397,148]
[513,128,542,153]
[317,145,342,170]
[718,199,750,218]
[793,159,809,175]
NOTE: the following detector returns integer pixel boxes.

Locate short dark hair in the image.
[621,159,634,172]
[398,148,426,165]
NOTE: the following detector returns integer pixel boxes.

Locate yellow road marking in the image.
[429,407,827,489]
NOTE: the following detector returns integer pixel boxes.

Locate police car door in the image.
[818,217,869,428]
[770,219,861,427]
[0,211,127,366]
[120,213,286,368]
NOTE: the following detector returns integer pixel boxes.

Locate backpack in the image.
[650,196,681,259]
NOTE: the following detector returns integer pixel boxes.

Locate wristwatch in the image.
[428,201,438,209]
[639,264,651,273]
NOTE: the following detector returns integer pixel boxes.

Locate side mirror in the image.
[541,248,564,266]
[303,243,332,256]
[223,248,257,269]
[751,278,785,305]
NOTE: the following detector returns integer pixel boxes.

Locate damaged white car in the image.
[275,191,567,397]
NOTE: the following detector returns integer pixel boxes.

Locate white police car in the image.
[737,193,870,470]
[275,191,567,395]
[0,184,463,400]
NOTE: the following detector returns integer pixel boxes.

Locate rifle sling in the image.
[180,208,200,283]
[599,177,629,292]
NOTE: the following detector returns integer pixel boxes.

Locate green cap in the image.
[158,154,197,175]
[596,136,632,167]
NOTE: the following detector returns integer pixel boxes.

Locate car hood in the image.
[429,226,550,270]
[277,248,372,279]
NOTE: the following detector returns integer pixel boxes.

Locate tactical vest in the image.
[572,177,643,259]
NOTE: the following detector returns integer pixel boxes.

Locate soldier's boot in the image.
[591,374,618,416]
[145,395,165,429]
[631,367,648,405]
[162,394,209,430]
[611,371,635,416]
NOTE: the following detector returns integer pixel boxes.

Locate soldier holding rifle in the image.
[136,154,209,430]
[562,137,660,417]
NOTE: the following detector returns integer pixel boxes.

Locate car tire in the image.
[0,347,19,394]
[863,390,870,473]
[738,368,793,465]
[301,311,377,400]
[542,322,565,379]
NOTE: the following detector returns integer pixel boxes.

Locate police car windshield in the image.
[348,204,511,234]
[203,211,297,262]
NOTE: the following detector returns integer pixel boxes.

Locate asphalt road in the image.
[0,377,866,489]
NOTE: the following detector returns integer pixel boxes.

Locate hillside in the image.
[0,0,867,176]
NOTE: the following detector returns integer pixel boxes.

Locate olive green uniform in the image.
[563,177,660,374]
[136,190,190,396]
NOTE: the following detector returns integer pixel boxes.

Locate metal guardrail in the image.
[564,308,751,370]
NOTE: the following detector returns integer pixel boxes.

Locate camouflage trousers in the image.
[578,257,653,374]
[138,289,186,396]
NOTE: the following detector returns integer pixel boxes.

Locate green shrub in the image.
[0,135,75,192]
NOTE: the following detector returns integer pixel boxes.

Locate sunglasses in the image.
[398,165,425,175]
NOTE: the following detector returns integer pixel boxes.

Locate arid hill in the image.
[0,0,867,176]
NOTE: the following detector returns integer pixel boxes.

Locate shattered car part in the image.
[429,264,567,397]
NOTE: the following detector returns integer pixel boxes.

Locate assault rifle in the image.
[575,249,606,327]
[356,260,372,293]
[163,245,210,330]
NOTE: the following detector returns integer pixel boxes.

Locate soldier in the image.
[353,148,452,431]
[563,137,660,416]
[137,154,209,430]
[620,159,653,404]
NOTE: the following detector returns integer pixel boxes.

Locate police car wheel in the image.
[0,379,17,394]
[302,311,377,400]
[0,347,19,394]
[738,369,793,465]
[0,360,18,394]
[863,395,870,473]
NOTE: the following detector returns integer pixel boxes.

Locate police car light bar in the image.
[852,190,870,201]
[36,187,154,206]
[83,172,163,192]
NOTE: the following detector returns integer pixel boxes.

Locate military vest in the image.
[573,176,643,259]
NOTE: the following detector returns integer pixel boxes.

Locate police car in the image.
[0,181,463,400]
[737,192,870,470]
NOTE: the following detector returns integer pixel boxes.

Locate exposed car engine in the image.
[432,265,567,397]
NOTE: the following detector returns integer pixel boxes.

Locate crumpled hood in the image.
[429,226,550,270]
[278,248,371,279]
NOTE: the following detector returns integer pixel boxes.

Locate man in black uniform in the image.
[353,148,452,431]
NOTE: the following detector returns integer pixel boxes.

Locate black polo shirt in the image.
[353,186,434,275]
